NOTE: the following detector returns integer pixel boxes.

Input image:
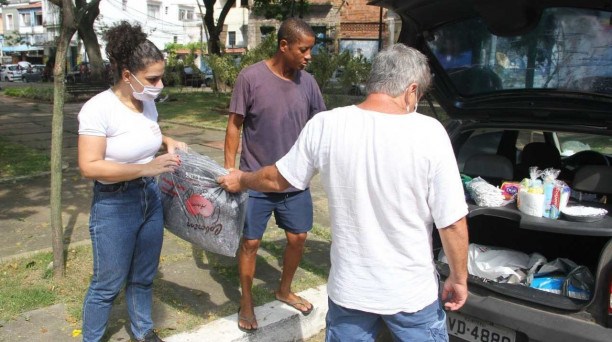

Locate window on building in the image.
[6,14,13,29]
[179,7,194,21]
[122,0,127,11]
[241,0,249,7]
[228,31,236,47]
[312,26,327,39]
[165,7,169,15]
[260,26,275,40]
[147,4,160,19]
[173,36,178,43]
[35,12,43,26]
[20,13,31,27]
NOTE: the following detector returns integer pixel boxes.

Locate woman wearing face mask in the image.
[77,21,185,342]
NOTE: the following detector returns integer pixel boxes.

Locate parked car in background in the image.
[22,64,46,83]
[0,64,23,82]
[66,62,90,84]
[183,66,213,88]
[375,0,612,341]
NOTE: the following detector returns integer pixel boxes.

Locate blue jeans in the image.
[325,298,448,342]
[82,177,163,342]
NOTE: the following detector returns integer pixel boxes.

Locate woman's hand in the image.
[163,136,188,154]
[143,153,181,177]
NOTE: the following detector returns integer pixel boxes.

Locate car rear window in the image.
[426,8,612,96]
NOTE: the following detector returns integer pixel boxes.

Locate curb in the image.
[166,285,328,342]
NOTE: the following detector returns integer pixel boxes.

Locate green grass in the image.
[156,92,231,131]
[0,137,50,179]
[0,253,57,320]
[3,86,54,102]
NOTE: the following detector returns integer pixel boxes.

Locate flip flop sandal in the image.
[276,295,314,316]
[237,308,258,333]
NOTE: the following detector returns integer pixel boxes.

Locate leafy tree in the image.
[205,33,277,93]
[308,48,349,90]
[238,32,277,69]
[197,0,236,55]
[253,0,310,20]
[208,54,238,90]
[3,32,27,46]
[341,55,371,91]
[49,1,104,83]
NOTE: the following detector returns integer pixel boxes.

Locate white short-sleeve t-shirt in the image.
[78,89,163,168]
[276,105,468,314]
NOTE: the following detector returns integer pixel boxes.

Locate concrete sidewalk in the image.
[0,91,330,342]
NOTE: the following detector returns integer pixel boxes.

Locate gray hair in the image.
[365,44,432,97]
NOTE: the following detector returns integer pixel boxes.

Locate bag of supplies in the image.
[159,149,248,257]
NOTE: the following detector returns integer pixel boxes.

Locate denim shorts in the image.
[325,298,448,342]
[243,189,313,239]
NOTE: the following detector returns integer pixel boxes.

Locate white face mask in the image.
[129,73,163,102]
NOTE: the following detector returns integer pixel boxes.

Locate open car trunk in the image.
[433,211,612,314]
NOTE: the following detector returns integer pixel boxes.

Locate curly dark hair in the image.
[104,21,164,83]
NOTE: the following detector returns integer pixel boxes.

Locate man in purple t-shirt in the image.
[224,17,326,333]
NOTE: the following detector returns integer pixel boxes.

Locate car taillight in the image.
[609,280,612,314]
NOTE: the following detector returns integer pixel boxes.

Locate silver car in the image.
[0,64,23,82]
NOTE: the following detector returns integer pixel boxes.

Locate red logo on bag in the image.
[185,194,214,217]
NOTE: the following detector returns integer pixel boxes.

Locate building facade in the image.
[247,0,397,60]
[1,0,44,64]
[0,0,398,69]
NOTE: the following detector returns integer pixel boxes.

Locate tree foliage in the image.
[253,0,310,20]
[308,48,349,89]
[205,33,277,93]
[3,32,27,46]
[238,32,277,68]
[308,48,371,94]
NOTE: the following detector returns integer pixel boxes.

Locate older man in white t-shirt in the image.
[218,44,468,342]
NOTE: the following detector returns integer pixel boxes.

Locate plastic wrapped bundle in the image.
[465,177,504,207]
[159,149,248,257]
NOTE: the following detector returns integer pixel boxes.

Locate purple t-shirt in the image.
[230,61,326,175]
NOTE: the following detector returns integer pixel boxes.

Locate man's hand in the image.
[218,168,244,193]
[441,275,468,311]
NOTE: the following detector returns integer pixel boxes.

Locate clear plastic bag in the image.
[159,149,248,257]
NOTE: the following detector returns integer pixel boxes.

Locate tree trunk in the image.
[76,0,103,82]
[50,0,78,278]
[203,0,236,55]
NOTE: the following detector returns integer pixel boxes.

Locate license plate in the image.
[446,311,516,342]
